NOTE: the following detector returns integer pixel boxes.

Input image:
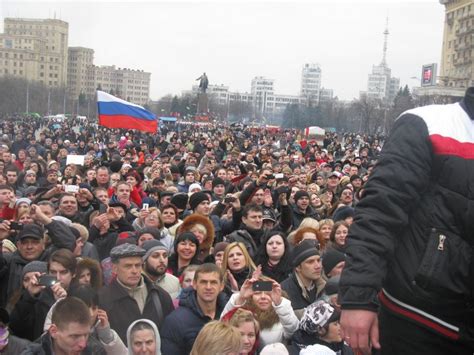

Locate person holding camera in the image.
[0,204,76,308]
[220,268,299,348]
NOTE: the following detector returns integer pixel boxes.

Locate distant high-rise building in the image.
[300,63,322,103]
[251,76,275,117]
[67,47,94,98]
[0,18,69,87]
[439,0,473,89]
[366,18,399,103]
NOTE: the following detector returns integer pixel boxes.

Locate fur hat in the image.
[171,193,189,210]
[177,213,214,251]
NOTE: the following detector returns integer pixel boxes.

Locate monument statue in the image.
[196,72,209,93]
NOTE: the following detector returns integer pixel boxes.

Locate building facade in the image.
[365,19,400,103]
[94,65,151,106]
[439,0,473,89]
[67,46,94,98]
[0,18,69,87]
[300,63,322,103]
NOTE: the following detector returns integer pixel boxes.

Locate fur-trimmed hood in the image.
[177,213,215,251]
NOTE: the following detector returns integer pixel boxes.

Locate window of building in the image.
[19,70,23,75]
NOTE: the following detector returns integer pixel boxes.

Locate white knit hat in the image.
[260,343,289,355]
[299,344,337,355]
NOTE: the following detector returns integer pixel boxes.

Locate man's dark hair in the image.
[48,249,77,274]
[242,203,263,218]
[5,166,18,174]
[194,263,224,283]
[51,297,91,329]
[68,284,99,308]
[58,193,77,205]
[0,184,14,192]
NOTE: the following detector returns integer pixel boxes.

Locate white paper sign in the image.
[66,155,85,166]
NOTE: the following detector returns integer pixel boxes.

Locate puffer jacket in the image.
[340,87,474,345]
[160,287,228,355]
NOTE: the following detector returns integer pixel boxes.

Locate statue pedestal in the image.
[197,92,209,114]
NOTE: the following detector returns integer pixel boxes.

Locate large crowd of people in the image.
[0,113,385,354]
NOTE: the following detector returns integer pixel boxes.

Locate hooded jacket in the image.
[339,87,474,345]
[160,287,228,355]
[126,319,161,355]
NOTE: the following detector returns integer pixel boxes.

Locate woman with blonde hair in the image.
[190,321,242,355]
[132,207,173,251]
[222,308,260,355]
[221,273,299,348]
[318,219,334,245]
[221,242,257,294]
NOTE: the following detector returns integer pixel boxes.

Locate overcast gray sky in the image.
[1,0,445,101]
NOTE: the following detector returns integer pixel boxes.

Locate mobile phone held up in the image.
[252,281,273,292]
[38,275,58,287]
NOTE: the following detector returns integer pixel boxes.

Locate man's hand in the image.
[340,309,381,355]
[29,204,52,225]
[0,220,11,240]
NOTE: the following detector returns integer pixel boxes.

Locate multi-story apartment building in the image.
[67,46,94,98]
[0,18,68,87]
[94,65,151,106]
[300,63,322,103]
[439,0,473,88]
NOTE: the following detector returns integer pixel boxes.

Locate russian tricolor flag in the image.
[97,91,157,133]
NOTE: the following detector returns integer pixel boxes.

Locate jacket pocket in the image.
[414,228,473,299]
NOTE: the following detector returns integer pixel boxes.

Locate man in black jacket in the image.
[0,205,76,307]
[281,240,325,319]
[21,297,105,355]
[98,243,173,344]
[340,87,474,355]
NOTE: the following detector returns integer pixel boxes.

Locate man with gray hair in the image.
[98,243,173,344]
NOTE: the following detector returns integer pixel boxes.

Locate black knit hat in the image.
[171,193,189,210]
[294,190,310,203]
[322,249,345,275]
[332,206,355,223]
[189,192,210,211]
[212,177,225,188]
[292,239,319,267]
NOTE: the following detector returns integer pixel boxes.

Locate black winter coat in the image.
[0,220,76,307]
[98,275,173,344]
[160,288,228,355]
[19,331,106,355]
[339,88,474,344]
